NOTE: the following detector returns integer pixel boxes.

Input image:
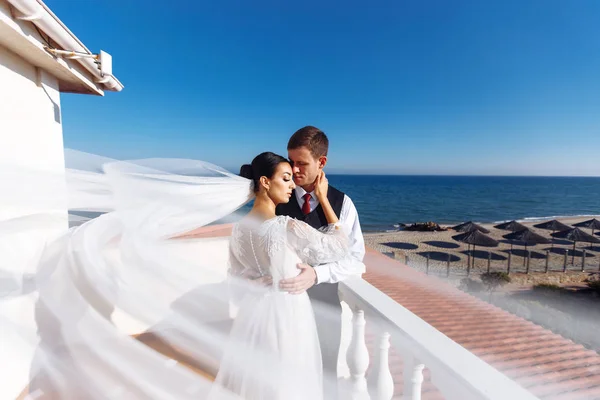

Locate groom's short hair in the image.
[288,126,329,158]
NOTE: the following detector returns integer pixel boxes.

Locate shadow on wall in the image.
[41,84,61,124]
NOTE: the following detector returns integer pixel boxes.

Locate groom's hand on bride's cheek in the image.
[279,263,316,294]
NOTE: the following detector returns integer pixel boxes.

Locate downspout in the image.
[6,0,124,92]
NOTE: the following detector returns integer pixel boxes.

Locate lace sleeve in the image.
[227,244,246,278]
[286,217,350,265]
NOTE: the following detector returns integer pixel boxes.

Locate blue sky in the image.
[48,0,600,176]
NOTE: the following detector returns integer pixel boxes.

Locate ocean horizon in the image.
[71,175,600,233]
[328,175,600,232]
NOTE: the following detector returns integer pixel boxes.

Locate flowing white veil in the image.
[0,149,330,399]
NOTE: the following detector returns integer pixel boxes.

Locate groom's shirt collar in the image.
[294,186,316,206]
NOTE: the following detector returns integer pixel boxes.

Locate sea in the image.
[328,175,600,232]
[71,175,600,233]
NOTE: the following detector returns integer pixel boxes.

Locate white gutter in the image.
[6,0,124,92]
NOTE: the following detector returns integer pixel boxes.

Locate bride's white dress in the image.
[210,215,351,400]
[0,151,360,399]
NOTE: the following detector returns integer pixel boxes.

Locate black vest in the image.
[276,186,345,307]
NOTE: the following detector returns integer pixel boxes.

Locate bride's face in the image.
[266,162,296,205]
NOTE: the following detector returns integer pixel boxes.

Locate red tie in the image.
[302,193,311,215]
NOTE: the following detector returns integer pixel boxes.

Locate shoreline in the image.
[365,215,600,285]
[363,214,600,234]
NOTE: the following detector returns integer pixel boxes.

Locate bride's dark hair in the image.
[240,152,289,193]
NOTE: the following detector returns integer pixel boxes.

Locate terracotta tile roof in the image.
[362,248,600,399]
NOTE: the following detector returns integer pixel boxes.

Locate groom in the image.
[276,126,365,396]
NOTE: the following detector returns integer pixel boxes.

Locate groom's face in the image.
[288,146,326,190]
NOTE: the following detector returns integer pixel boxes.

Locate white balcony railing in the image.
[338,278,539,400]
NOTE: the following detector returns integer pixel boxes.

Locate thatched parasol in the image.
[551,228,600,264]
[533,219,571,249]
[503,228,550,266]
[573,218,600,236]
[453,230,499,272]
[494,220,527,232]
[452,221,490,234]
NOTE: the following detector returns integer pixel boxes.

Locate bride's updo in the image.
[240,152,289,193]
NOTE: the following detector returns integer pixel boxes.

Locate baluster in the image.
[347,307,369,399]
[403,354,425,400]
[367,331,394,400]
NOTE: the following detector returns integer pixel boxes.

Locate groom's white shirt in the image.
[294,186,366,284]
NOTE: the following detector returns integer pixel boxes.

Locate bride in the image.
[211,151,359,400]
[0,149,362,399]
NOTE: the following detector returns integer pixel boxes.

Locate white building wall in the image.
[0,44,65,173]
[0,44,68,400]
[0,44,68,227]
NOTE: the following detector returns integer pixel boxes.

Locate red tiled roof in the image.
[363,248,600,399]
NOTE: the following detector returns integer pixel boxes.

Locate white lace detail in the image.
[285,217,350,266]
[228,216,287,282]
[228,224,248,277]
[260,217,286,258]
[228,215,351,285]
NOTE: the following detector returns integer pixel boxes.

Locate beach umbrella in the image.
[452,221,490,234]
[533,219,571,233]
[503,228,550,246]
[503,228,550,266]
[452,230,499,271]
[573,218,600,236]
[494,220,527,232]
[533,219,571,249]
[495,220,527,253]
[551,228,600,265]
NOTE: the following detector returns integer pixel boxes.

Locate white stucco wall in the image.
[0,43,67,220]
[0,44,65,173]
[0,43,68,400]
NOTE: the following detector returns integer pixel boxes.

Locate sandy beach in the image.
[365,216,600,284]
